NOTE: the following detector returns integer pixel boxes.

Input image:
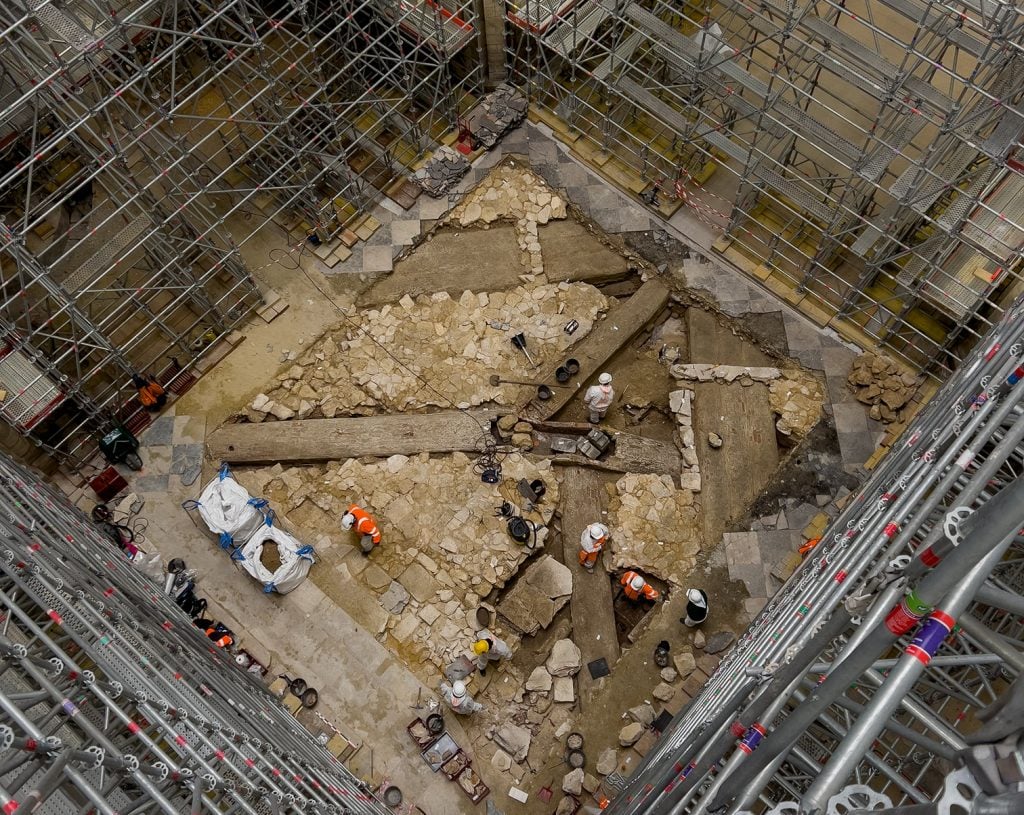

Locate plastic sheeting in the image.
[194,464,268,549]
[237,518,316,594]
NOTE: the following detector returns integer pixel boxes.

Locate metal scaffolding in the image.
[1,0,483,467]
[505,0,1024,374]
[0,452,392,815]
[604,295,1024,814]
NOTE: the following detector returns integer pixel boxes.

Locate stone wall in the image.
[246,282,608,420]
[235,452,558,675]
[605,473,703,584]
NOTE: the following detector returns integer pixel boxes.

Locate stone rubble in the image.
[495,723,532,762]
[619,722,645,747]
[847,352,919,424]
[652,682,677,702]
[447,164,569,275]
[693,630,706,649]
[767,371,826,438]
[660,667,678,683]
[413,145,470,198]
[606,474,703,585]
[525,666,553,693]
[237,453,558,678]
[247,281,607,419]
[474,84,528,148]
[562,767,584,795]
[667,388,701,492]
[627,703,655,726]
[596,748,618,776]
[673,651,697,679]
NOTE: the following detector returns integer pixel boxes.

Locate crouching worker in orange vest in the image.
[341,504,381,555]
[621,570,659,601]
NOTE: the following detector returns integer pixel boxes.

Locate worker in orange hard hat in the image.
[340,504,381,554]
[621,570,659,601]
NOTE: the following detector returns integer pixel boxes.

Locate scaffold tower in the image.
[1,0,484,467]
[0,451,393,815]
[505,0,1024,375]
[604,294,1024,814]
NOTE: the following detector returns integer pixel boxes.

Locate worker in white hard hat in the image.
[680,588,708,627]
[471,628,512,675]
[621,570,659,601]
[439,679,484,714]
[583,372,615,424]
[578,522,610,572]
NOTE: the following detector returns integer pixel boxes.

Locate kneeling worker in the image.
[472,629,512,675]
[621,570,659,601]
[340,504,381,554]
[439,680,484,715]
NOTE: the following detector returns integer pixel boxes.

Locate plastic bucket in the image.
[537,385,553,400]
[555,367,570,383]
[565,358,580,374]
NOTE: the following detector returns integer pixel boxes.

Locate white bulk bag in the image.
[237,517,315,594]
[193,465,268,549]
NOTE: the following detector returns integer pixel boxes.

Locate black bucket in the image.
[537,385,553,401]
[565,358,580,374]
[555,366,571,383]
[530,479,547,500]
[426,713,444,735]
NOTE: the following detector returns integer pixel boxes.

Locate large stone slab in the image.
[398,561,439,603]
[497,555,573,635]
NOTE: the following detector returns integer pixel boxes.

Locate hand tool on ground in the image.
[510,331,536,366]
[488,374,566,387]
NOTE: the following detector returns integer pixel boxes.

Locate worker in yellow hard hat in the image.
[472,628,512,675]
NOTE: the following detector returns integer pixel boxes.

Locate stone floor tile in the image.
[172,414,206,445]
[361,244,394,273]
[390,219,422,246]
[141,415,175,446]
[415,195,451,220]
[832,402,870,435]
[140,444,173,475]
[837,430,878,469]
[131,474,171,493]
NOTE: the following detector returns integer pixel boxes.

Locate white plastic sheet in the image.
[237,520,315,594]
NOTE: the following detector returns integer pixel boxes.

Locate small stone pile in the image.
[449,164,568,275]
[474,84,527,148]
[246,282,607,420]
[606,474,703,584]
[235,452,558,675]
[670,363,782,384]
[668,388,701,492]
[847,353,918,423]
[767,371,826,438]
[413,145,470,198]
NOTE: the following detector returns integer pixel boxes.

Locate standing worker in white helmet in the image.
[578,523,609,572]
[438,679,484,714]
[680,588,709,627]
[583,372,615,424]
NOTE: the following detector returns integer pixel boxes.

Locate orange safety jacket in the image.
[621,571,659,601]
[347,504,381,544]
[205,626,233,648]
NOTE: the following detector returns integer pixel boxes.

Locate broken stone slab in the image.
[627,703,655,726]
[527,556,573,598]
[673,651,697,679]
[619,722,644,747]
[652,682,677,702]
[596,747,618,776]
[418,605,441,625]
[392,614,420,643]
[497,556,572,635]
[495,723,531,762]
[562,768,584,795]
[705,631,736,655]
[553,676,574,703]
[660,667,678,683]
[525,666,553,693]
[363,563,392,592]
[398,561,440,603]
[555,797,576,815]
[379,581,410,614]
[492,749,512,772]
[546,639,582,677]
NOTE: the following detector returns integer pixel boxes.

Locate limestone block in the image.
[628,703,655,726]
[652,682,677,702]
[562,768,584,795]
[492,749,512,772]
[546,639,582,677]
[379,581,410,614]
[619,722,644,746]
[525,666,552,693]
[553,676,574,703]
[495,723,531,762]
[660,667,678,683]
[596,747,618,775]
[673,651,697,679]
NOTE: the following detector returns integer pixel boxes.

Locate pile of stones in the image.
[474,84,527,148]
[449,164,568,276]
[846,352,918,423]
[235,452,558,676]
[245,282,607,421]
[605,473,703,584]
[767,371,826,438]
[413,145,470,198]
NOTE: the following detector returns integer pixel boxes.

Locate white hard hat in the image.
[687,588,707,607]
[598,372,612,385]
[452,680,466,699]
[630,575,645,591]
[588,523,609,540]
[340,513,354,530]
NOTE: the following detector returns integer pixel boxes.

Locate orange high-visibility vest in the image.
[205,626,233,648]
[347,504,381,544]
[621,571,658,601]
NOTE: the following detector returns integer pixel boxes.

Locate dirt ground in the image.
[186,163,839,813]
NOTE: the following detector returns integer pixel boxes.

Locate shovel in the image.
[510,332,536,367]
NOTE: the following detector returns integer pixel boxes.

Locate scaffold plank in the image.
[591,31,643,80]
[544,0,613,57]
[207,408,502,463]
[59,216,150,293]
[855,113,928,182]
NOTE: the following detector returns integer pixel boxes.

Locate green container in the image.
[98,426,139,463]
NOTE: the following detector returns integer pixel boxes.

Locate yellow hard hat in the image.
[472,639,490,655]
